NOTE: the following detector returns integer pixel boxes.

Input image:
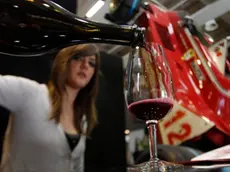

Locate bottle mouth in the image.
[131,25,146,47]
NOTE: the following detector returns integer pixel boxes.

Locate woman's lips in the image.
[77,72,86,78]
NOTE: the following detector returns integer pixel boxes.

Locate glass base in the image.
[127,159,184,172]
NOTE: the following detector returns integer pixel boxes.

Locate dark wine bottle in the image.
[0,0,145,57]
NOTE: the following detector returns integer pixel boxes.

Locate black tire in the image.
[135,144,203,164]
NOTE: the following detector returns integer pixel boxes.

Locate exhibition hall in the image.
[0,0,230,171]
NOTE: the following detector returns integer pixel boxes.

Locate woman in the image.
[0,44,100,172]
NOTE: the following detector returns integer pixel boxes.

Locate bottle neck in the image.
[72,18,145,47]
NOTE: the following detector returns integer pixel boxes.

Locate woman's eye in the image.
[89,61,96,67]
[77,57,84,61]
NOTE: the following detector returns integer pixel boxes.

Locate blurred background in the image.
[75,0,230,152]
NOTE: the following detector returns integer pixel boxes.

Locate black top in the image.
[65,132,80,151]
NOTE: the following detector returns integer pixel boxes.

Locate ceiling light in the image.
[85,0,105,18]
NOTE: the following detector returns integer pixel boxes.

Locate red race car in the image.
[106,0,230,151]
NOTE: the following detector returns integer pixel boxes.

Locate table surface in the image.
[184,166,230,172]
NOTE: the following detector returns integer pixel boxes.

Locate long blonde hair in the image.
[1,114,13,170]
[48,44,100,135]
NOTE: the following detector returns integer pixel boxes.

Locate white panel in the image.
[158,101,214,145]
[191,0,230,25]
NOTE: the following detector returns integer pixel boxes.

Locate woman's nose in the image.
[81,58,89,68]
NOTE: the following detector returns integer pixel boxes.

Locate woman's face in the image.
[67,55,96,89]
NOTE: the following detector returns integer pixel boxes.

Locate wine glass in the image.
[125,43,183,171]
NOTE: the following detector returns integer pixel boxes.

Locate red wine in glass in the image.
[128,98,173,121]
[126,44,183,171]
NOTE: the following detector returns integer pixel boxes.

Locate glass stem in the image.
[146,120,158,162]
